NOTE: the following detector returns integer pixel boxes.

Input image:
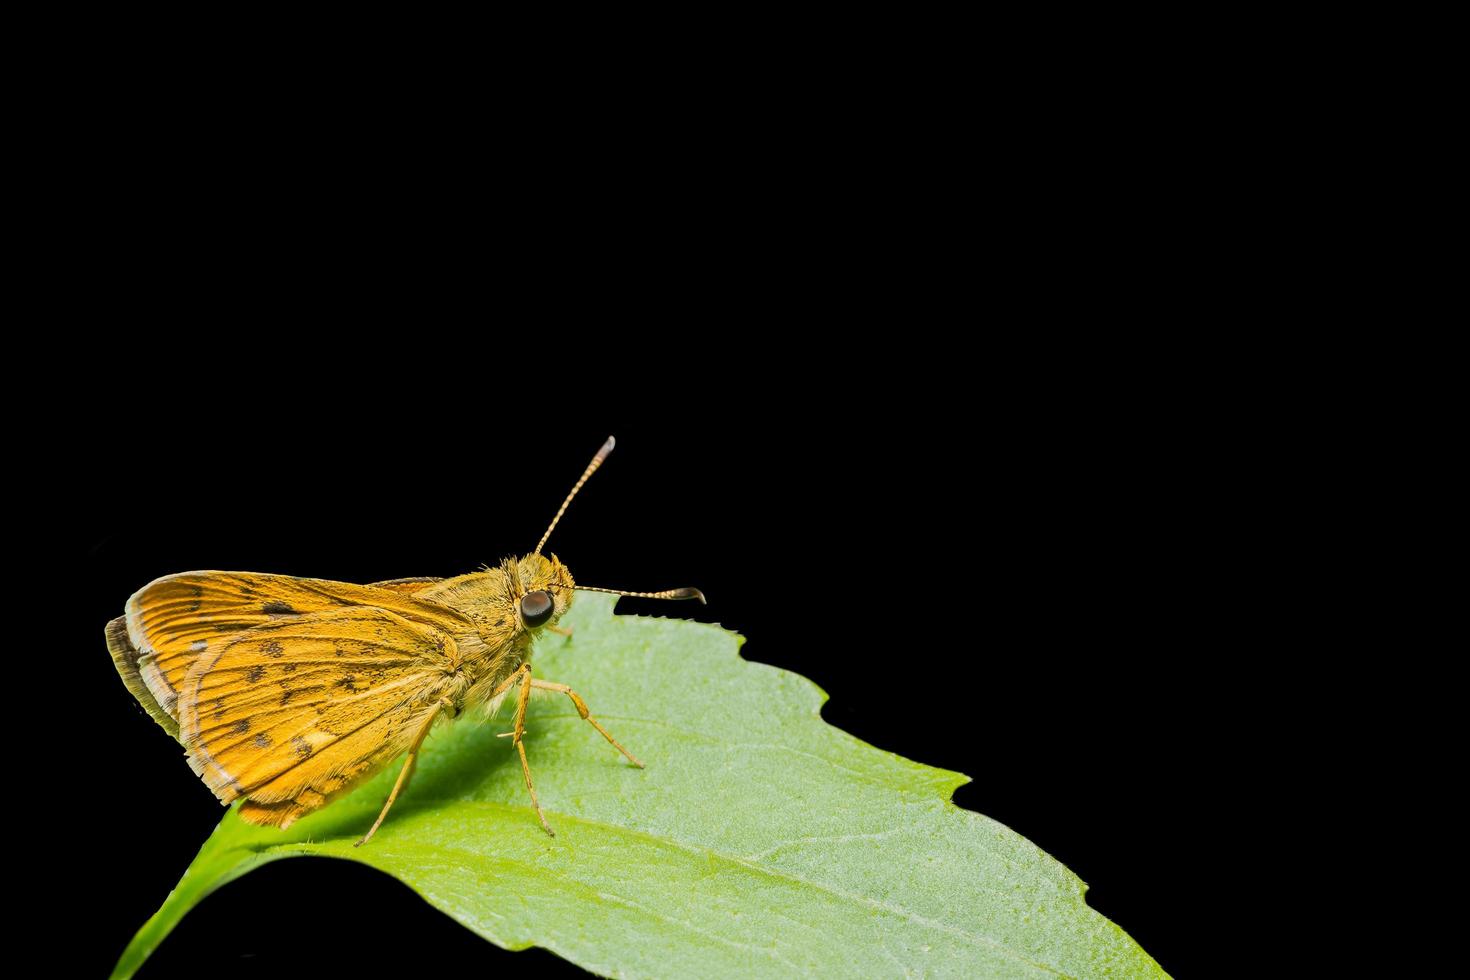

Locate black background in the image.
[62,361,1255,978]
[22,33,1383,975]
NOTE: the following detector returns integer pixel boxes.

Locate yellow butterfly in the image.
[105,437,701,844]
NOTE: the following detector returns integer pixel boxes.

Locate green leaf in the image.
[113,594,1167,979]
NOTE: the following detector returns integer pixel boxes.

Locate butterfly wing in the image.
[177,606,467,828]
[368,576,444,593]
[107,615,180,738]
[120,571,469,732]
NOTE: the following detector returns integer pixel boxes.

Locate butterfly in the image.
[106,436,702,844]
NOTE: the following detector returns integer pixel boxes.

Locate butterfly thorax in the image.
[416,554,575,713]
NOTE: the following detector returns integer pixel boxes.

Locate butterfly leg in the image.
[354,698,453,847]
[530,679,644,768]
[547,625,573,638]
[495,664,556,836]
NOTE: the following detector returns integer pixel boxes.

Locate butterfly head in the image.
[514,553,575,631]
[516,436,706,634]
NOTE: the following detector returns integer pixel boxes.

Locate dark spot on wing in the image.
[213,698,226,719]
[263,601,296,616]
[337,676,359,693]
[283,663,298,673]
[280,688,297,705]
[247,665,266,683]
[231,718,251,734]
[253,732,272,749]
[188,585,203,612]
[260,640,284,658]
[291,736,313,759]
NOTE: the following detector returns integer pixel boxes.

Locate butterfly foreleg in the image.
[354,697,455,848]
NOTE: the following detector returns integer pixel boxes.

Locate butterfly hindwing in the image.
[107,615,179,738]
[176,606,467,827]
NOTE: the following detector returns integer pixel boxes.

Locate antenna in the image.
[573,585,706,604]
[534,436,615,555]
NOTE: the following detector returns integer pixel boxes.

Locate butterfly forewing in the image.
[175,606,467,827]
[122,571,467,728]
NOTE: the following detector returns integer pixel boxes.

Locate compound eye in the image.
[520,590,555,628]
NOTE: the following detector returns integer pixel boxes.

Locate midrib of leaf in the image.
[267,801,1078,977]
[400,782,1081,937]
